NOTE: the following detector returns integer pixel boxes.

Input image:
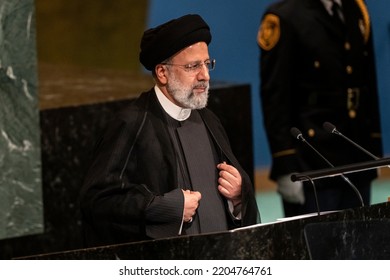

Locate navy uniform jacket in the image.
[258,0,382,181]
[80,89,260,246]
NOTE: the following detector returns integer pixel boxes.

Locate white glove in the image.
[276,174,305,204]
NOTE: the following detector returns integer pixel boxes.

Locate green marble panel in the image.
[0,0,43,239]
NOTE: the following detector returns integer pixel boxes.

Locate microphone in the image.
[323,121,379,160]
[290,127,364,207]
[290,127,321,215]
[291,127,334,167]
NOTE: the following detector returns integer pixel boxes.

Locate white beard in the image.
[166,74,209,109]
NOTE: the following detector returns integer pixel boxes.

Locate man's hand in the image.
[217,162,242,206]
[182,190,201,223]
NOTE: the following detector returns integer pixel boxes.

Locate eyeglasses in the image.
[161,59,216,73]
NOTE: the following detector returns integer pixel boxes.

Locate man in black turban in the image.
[139,14,211,71]
[80,14,260,247]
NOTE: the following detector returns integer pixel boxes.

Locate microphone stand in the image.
[290,127,365,207]
[304,176,320,216]
[291,157,390,181]
[289,127,322,215]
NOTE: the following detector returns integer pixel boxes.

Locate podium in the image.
[304,219,390,259]
[18,202,390,260]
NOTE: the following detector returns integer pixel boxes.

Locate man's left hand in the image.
[217,162,242,206]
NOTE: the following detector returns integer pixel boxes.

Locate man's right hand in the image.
[182,190,201,223]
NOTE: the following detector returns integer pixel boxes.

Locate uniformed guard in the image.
[257,0,382,217]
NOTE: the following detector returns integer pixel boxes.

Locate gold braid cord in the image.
[355,0,370,43]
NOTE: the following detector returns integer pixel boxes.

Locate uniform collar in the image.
[154,85,192,121]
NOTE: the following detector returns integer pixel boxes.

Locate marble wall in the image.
[0,0,43,239]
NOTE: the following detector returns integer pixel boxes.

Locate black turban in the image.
[139,14,212,71]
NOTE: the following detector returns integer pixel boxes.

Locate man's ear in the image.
[155,64,168,85]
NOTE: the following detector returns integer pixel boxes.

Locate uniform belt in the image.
[346,87,361,112]
[306,87,366,110]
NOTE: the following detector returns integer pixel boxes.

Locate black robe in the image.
[80,88,260,247]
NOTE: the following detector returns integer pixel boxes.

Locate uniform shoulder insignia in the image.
[257,13,280,51]
[355,0,370,43]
